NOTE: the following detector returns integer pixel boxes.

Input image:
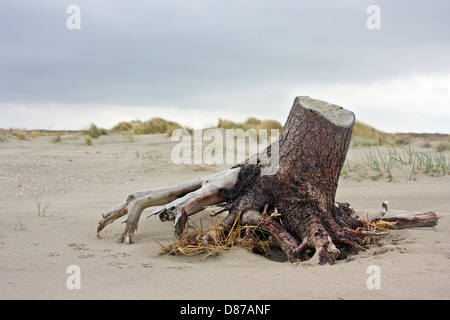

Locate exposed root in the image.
[153,207,412,263]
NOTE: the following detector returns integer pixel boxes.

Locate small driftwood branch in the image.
[376,212,440,229]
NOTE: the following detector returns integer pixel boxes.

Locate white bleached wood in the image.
[97,168,240,243]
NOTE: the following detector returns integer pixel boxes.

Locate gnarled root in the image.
[97,168,240,243]
[197,202,364,264]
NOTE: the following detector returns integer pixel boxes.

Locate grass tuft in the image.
[15,132,29,141]
[36,197,51,217]
[15,215,28,232]
[436,142,450,152]
[85,123,108,139]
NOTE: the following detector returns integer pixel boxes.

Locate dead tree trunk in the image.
[98,96,439,264]
[217,96,359,264]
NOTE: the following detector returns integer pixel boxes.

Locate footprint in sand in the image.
[48,252,60,257]
[67,243,94,258]
[67,243,88,251]
[141,263,154,269]
[108,261,132,269]
[107,252,130,258]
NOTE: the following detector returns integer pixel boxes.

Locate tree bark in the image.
[98,96,439,264]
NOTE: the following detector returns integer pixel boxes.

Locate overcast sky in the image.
[1,0,449,133]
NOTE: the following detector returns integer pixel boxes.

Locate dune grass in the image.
[342,145,449,182]
[96,117,395,150]
[217,117,283,132]
[111,118,183,136]
[436,142,450,152]
[351,120,395,146]
[0,128,76,141]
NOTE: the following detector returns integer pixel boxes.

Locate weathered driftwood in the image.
[376,212,440,229]
[98,96,439,264]
[98,168,240,243]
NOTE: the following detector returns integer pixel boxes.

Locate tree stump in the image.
[218,96,359,264]
[98,96,439,264]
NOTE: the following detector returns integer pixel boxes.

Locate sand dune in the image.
[0,133,449,300]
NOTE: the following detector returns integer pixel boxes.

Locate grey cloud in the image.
[0,0,449,119]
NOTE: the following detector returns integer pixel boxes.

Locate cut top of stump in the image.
[297,96,355,128]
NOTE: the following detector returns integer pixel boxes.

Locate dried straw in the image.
[153,211,273,259]
[358,214,398,245]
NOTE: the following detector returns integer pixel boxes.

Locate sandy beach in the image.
[1,133,449,300]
